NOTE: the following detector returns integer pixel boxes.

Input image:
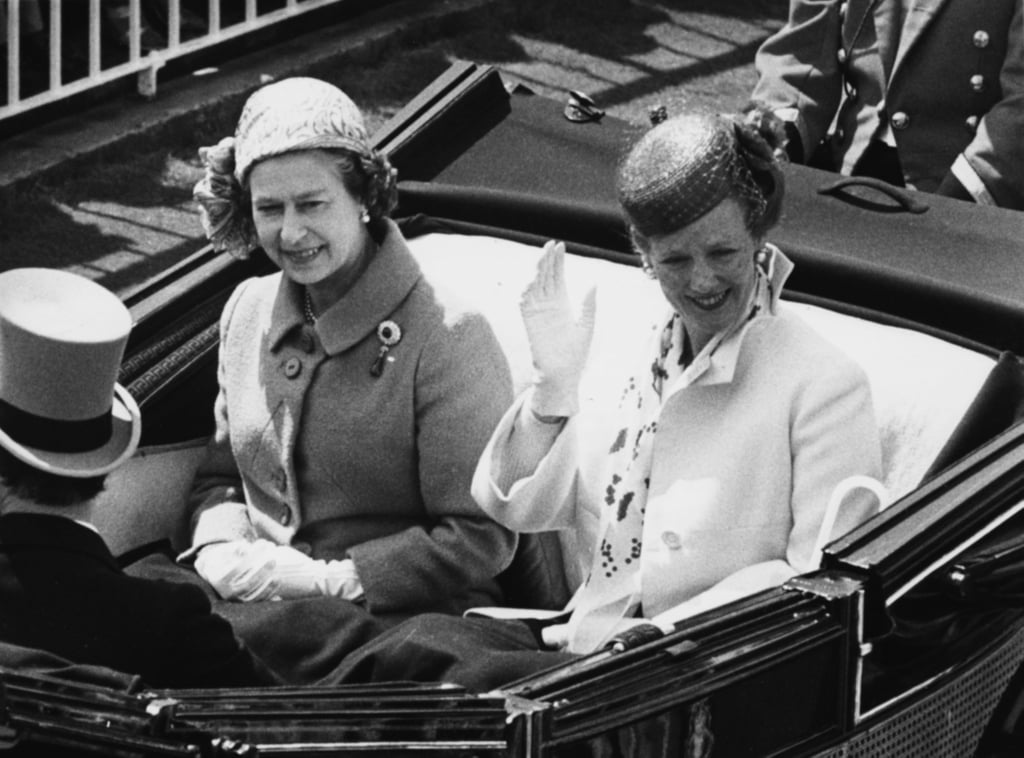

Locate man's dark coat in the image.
[0,513,276,688]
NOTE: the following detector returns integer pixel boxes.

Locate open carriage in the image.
[5,62,1024,757]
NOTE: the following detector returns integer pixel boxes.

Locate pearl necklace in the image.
[303,290,317,325]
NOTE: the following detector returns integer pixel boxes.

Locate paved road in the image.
[0,0,786,298]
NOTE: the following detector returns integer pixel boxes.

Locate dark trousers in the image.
[123,544,575,692]
[327,613,578,692]
[123,547,386,685]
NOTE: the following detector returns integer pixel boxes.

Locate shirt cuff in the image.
[951,154,996,206]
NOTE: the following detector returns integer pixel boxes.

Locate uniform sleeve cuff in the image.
[951,154,996,206]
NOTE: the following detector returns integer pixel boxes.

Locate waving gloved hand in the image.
[195,539,364,603]
[520,240,597,418]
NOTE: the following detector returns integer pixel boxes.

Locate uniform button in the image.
[661,531,682,550]
[299,329,316,354]
[965,114,980,131]
[284,357,302,378]
[837,48,848,65]
[973,30,990,49]
[279,508,292,526]
[970,74,985,92]
[891,112,910,130]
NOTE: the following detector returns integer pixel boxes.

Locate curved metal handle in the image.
[817,175,930,214]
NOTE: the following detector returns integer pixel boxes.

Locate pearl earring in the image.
[360,209,370,224]
[640,257,657,280]
[755,246,769,269]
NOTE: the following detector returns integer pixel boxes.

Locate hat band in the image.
[0,398,113,453]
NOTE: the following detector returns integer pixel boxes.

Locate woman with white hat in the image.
[0,268,277,687]
[184,78,516,632]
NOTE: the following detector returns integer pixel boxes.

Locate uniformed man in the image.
[751,0,1024,209]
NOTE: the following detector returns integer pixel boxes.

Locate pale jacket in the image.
[472,250,883,630]
[186,221,517,616]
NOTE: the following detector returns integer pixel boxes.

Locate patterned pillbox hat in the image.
[616,108,786,240]
[617,112,741,238]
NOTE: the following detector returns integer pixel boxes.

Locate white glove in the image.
[541,622,570,650]
[316,558,364,600]
[194,540,274,601]
[195,539,364,603]
[520,240,597,418]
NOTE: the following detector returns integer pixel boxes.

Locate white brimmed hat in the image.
[0,269,141,478]
[232,77,371,185]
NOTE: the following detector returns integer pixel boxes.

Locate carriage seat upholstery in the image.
[409,233,998,500]
[94,232,1009,609]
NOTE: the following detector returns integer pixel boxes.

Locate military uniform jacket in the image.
[187,221,517,616]
[753,0,1024,208]
[0,513,274,688]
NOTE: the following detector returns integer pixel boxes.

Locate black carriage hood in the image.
[378,62,1024,356]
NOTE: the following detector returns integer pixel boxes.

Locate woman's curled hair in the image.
[733,102,788,238]
[330,149,399,227]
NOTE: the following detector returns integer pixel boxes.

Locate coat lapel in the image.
[889,0,948,81]
[870,0,900,81]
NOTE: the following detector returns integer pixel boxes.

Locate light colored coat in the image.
[187,221,517,616]
[753,0,1024,208]
[473,252,883,626]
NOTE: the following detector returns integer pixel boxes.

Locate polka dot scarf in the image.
[562,311,682,652]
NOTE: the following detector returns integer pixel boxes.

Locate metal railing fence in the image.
[2,0,348,124]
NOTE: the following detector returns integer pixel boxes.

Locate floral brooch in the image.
[371,320,402,377]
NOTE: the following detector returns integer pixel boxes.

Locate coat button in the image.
[661,531,682,550]
[284,357,302,378]
[272,469,287,492]
[836,48,848,65]
[299,329,316,354]
[973,30,990,49]
[890,111,910,130]
[279,508,292,526]
[970,74,985,93]
[965,114,980,131]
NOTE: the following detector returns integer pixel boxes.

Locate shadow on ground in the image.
[0,0,788,295]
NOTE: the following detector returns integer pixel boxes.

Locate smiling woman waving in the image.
[471,105,887,654]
